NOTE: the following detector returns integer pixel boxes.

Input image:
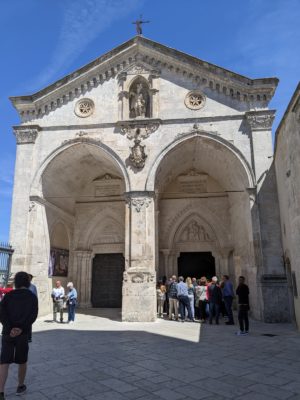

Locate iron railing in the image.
[0,242,14,286]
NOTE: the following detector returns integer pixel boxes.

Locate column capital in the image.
[13,125,40,144]
[124,191,156,212]
[74,250,92,259]
[245,110,275,131]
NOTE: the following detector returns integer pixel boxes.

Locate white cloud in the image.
[29,0,141,91]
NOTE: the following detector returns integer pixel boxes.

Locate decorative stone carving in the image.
[118,120,160,139]
[129,82,150,118]
[129,138,147,169]
[123,271,156,284]
[185,90,206,110]
[76,130,88,137]
[74,98,94,118]
[126,196,152,212]
[13,127,39,144]
[246,111,275,130]
[29,201,36,212]
[179,220,212,242]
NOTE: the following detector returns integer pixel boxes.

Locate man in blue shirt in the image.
[177,276,193,322]
[221,275,235,325]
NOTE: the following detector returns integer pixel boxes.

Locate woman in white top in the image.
[195,277,208,322]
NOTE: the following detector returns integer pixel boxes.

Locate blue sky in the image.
[0,0,299,242]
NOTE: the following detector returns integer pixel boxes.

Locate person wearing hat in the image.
[66,282,77,323]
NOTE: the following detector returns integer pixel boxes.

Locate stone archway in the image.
[27,141,128,311]
[152,134,260,313]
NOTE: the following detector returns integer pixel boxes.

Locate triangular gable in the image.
[10,35,278,121]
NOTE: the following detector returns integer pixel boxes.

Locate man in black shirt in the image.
[236,276,250,335]
[0,272,38,399]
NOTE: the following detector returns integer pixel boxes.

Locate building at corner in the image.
[9,36,291,322]
[275,82,300,329]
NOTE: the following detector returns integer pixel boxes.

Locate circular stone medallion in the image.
[74,98,95,117]
[184,91,206,110]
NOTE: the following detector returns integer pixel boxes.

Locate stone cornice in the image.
[245,110,276,131]
[10,36,278,123]
[13,125,40,144]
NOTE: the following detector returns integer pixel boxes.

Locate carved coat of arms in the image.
[129,138,147,169]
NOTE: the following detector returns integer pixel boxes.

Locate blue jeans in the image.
[178,295,192,320]
[209,302,220,324]
[224,296,234,323]
[68,304,76,322]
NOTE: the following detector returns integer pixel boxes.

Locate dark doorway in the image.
[92,253,125,308]
[178,252,215,279]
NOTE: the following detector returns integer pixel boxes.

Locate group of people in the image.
[156,274,250,335]
[51,280,77,324]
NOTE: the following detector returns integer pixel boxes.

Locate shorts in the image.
[0,334,29,364]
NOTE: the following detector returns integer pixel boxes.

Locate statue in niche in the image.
[129,81,150,118]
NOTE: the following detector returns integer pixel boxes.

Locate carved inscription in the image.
[177,170,208,193]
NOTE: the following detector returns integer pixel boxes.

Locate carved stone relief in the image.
[179,220,212,242]
[14,128,39,144]
[129,138,147,169]
[119,121,160,140]
[246,111,275,130]
[125,196,152,212]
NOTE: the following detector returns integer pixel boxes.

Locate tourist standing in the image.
[51,281,65,323]
[27,274,37,342]
[66,282,77,323]
[177,276,193,322]
[186,277,195,320]
[221,275,235,325]
[168,276,178,321]
[156,282,166,318]
[195,277,208,322]
[208,276,222,325]
[0,271,38,399]
[236,276,250,335]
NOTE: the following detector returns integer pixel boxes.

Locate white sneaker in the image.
[235,330,243,336]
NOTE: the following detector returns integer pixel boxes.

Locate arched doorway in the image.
[39,141,127,308]
[150,134,256,300]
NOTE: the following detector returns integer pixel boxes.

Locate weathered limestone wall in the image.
[275,84,300,328]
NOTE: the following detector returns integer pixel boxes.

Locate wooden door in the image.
[91,253,125,308]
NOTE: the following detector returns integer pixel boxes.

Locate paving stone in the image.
[153,388,187,400]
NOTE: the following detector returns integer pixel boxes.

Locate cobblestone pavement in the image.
[3,309,300,399]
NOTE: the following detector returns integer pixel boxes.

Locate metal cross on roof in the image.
[132,15,150,35]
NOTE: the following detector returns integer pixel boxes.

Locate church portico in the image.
[9,35,290,322]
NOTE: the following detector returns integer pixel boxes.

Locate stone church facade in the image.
[9,36,290,322]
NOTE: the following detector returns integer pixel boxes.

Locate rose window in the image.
[74,98,94,117]
[185,91,206,110]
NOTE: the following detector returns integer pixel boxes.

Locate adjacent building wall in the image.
[275,83,300,328]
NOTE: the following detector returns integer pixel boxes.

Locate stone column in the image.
[9,126,40,270]
[74,250,92,308]
[122,191,156,321]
